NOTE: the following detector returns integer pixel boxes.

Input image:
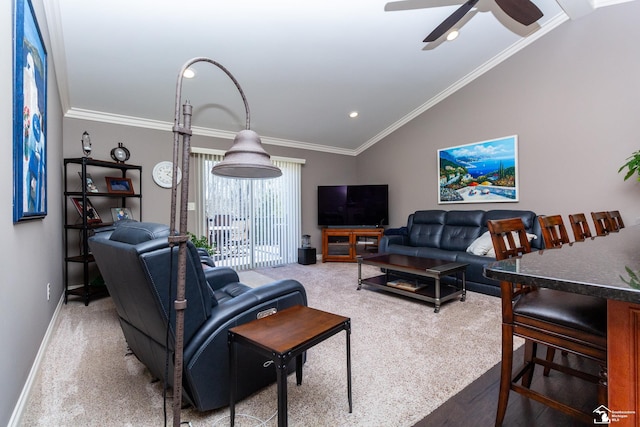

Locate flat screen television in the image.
[317,185,388,227]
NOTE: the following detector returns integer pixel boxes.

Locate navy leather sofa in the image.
[88,221,307,411]
[378,210,543,296]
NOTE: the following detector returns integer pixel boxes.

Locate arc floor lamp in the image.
[169,57,281,427]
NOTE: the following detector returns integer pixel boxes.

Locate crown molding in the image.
[64,108,358,156]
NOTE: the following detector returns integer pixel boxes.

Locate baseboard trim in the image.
[7,294,65,427]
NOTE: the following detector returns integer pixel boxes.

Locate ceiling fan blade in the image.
[494,0,543,26]
[424,0,479,43]
[422,9,476,51]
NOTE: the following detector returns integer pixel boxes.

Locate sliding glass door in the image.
[192,149,303,270]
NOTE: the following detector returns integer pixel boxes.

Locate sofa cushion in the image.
[440,210,485,251]
[466,231,494,256]
[444,210,486,227]
[408,210,446,247]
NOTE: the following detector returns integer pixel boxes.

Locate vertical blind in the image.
[191,148,304,270]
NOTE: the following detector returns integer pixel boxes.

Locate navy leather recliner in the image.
[88,221,307,411]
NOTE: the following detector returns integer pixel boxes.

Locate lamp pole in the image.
[168,57,280,427]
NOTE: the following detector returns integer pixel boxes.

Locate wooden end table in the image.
[228,305,352,427]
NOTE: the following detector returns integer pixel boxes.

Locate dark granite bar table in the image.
[484,225,640,426]
[484,225,640,302]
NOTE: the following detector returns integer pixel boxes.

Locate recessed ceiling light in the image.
[446,30,459,41]
[183,68,195,79]
[349,111,359,118]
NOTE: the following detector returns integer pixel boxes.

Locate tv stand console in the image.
[322,227,384,262]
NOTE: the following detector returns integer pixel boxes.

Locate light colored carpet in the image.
[20,262,512,426]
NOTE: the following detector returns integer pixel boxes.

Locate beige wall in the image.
[357,2,640,228]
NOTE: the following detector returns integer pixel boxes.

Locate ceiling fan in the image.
[423,0,543,42]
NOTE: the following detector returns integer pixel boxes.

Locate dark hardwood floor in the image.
[414,345,599,427]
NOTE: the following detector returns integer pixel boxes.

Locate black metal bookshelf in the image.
[63,157,142,305]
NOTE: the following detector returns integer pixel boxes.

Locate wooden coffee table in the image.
[357,253,467,313]
[228,305,352,427]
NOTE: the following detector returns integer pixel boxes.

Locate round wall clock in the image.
[110,142,130,163]
[152,161,182,188]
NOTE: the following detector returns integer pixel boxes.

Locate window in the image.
[191,148,304,270]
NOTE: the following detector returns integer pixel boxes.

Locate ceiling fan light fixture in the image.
[446,30,459,41]
[423,0,542,44]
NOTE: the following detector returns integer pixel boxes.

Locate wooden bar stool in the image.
[591,211,612,236]
[537,215,570,248]
[537,214,572,373]
[487,218,608,426]
[568,213,592,242]
[607,210,625,232]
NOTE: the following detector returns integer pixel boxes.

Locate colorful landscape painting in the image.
[438,135,518,204]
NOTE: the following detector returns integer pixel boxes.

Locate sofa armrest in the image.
[379,234,408,252]
[204,266,240,291]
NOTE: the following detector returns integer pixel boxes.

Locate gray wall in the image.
[1,0,64,424]
[357,1,640,227]
[4,1,640,424]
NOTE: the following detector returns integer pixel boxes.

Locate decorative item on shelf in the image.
[78,171,99,192]
[618,150,640,181]
[105,176,134,194]
[71,197,102,224]
[81,131,92,157]
[302,234,311,248]
[152,160,181,188]
[111,207,133,222]
[110,142,130,163]
[167,57,282,427]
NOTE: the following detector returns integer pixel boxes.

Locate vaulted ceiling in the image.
[45,0,623,155]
